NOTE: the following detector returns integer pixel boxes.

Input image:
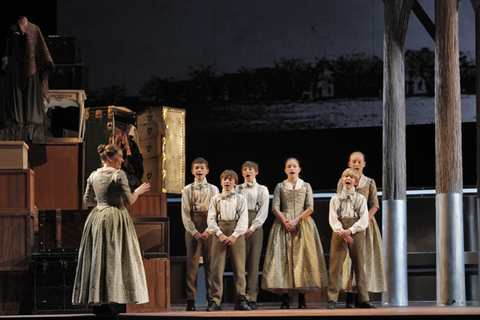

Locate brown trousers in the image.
[245,210,263,302]
[185,211,212,301]
[210,220,248,305]
[327,218,369,303]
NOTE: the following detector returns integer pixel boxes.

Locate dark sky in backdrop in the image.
[53,0,476,96]
[0,1,476,96]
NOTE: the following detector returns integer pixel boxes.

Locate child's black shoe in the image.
[206,301,221,311]
[327,300,336,310]
[346,292,356,308]
[280,293,290,309]
[234,297,252,311]
[186,300,195,311]
[357,300,377,308]
[298,293,307,309]
[247,301,258,310]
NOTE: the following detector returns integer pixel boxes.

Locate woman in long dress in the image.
[72,144,150,315]
[262,158,328,309]
[336,151,387,307]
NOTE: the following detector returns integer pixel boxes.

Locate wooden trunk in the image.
[126,259,170,313]
[38,209,91,253]
[0,211,34,271]
[0,169,34,212]
[30,253,92,314]
[30,138,84,211]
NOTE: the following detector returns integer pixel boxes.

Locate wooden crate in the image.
[30,138,84,210]
[126,258,170,313]
[0,211,34,271]
[0,142,28,169]
[126,192,167,217]
[0,271,30,315]
[170,256,187,304]
[0,169,34,212]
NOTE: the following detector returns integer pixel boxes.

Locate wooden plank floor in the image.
[129,303,480,317]
[2,302,480,319]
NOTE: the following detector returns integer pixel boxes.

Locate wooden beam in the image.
[435,0,462,194]
[396,0,415,47]
[383,0,407,201]
[412,0,436,41]
[471,0,480,201]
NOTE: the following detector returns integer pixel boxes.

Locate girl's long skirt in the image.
[262,216,328,294]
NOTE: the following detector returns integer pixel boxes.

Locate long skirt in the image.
[72,206,149,305]
[262,216,328,294]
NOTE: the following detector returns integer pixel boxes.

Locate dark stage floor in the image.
[3,302,480,320]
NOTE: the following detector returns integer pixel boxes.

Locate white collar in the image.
[284,178,304,190]
[357,175,367,189]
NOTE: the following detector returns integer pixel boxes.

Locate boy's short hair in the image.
[220,170,238,184]
[191,157,209,169]
[241,161,259,172]
[341,168,360,184]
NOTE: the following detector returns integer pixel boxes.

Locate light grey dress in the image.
[262,179,328,294]
[72,167,149,305]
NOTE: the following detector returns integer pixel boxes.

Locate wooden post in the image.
[470,0,480,305]
[435,0,465,306]
[382,0,413,306]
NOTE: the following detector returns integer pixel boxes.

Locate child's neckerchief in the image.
[337,187,360,217]
[239,179,260,211]
[193,178,208,190]
[220,190,236,200]
[217,190,241,220]
[191,178,209,211]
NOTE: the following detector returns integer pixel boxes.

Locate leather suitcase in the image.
[38,209,91,253]
[46,36,82,64]
[30,253,92,314]
[49,63,89,90]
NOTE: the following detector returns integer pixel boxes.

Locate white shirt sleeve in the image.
[249,185,270,232]
[232,194,249,238]
[329,195,344,234]
[181,185,198,236]
[206,195,221,236]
